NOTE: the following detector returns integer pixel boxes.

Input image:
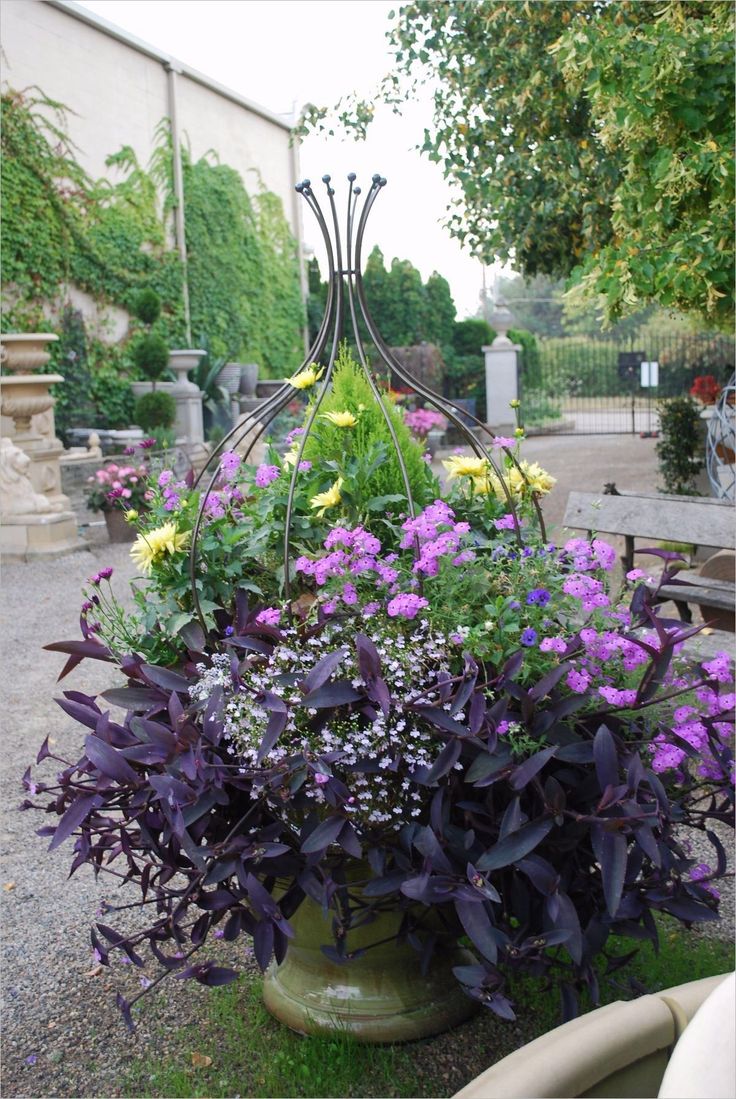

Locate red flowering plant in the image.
[689,374,722,405]
[26,349,733,1032]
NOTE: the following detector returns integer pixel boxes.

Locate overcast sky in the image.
[76,0,503,319]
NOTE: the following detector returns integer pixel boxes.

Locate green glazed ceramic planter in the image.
[263,892,478,1043]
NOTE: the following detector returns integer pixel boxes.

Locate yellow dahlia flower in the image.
[322,410,357,428]
[130,522,191,576]
[309,477,343,516]
[289,364,324,390]
[507,461,556,497]
[442,454,491,480]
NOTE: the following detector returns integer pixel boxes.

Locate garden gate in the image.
[519,334,735,435]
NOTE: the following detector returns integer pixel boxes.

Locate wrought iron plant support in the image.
[189,174,543,631]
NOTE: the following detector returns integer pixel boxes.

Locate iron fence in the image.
[520,333,735,434]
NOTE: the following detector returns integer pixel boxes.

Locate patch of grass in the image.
[124,922,733,1099]
[125,978,417,1098]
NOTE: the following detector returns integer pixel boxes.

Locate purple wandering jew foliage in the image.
[27,559,733,1029]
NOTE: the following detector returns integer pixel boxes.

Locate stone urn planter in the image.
[0,332,58,373]
[257,379,287,399]
[238,362,260,399]
[103,508,137,543]
[217,362,243,396]
[169,349,206,393]
[263,884,477,1043]
[425,428,446,458]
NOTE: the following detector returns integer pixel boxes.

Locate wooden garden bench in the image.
[563,490,735,630]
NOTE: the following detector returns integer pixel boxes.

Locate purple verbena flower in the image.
[255,464,280,488]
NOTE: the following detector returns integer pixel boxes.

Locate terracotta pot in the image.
[103,509,137,543]
[263,885,478,1042]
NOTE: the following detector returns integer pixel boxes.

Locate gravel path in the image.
[1,448,733,1097]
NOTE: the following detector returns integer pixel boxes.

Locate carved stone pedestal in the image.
[0,374,85,559]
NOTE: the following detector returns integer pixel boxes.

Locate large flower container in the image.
[264,873,476,1041]
[31,174,733,1045]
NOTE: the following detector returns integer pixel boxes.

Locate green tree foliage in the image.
[452,318,493,357]
[312,245,457,351]
[656,396,705,494]
[301,345,434,508]
[424,271,456,346]
[306,1,734,329]
[134,390,177,432]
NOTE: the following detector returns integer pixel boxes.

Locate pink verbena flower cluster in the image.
[86,462,149,511]
[404,408,446,438]
[400,501,474,577]
[295,504,478,619]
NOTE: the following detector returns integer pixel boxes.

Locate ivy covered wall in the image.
[1,88,305,375]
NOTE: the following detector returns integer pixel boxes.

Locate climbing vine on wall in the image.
[1,87,304,376]
[182,155,304,370]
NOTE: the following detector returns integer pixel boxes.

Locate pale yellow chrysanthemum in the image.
[469,469,503,497]
[442,454,491,480]
[124,509,139,522]
[288,364,324,390]
[281,447,298,468]
[130,522,191,576]
[309,477,343,516]
[322,410,357,428]
[507,461,556,497]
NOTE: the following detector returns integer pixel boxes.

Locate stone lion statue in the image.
[0,437,63,516]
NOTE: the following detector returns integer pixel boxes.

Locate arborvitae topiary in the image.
[134,389,176,432]
[133,288,162,327]
[301,344,436,508]
[132,334,170,386]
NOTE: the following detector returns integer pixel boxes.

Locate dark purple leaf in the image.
[516,854,559,896]
[660,897,719,922]
[180,620,206,652]
[355,633,381,681]
[302,648,348,693]
[84,735,138,784]
[416,738,462,785]
[301,815,345,854]
[528,663,570,702]
[412,706,469,737]
[257,710,288,764]
[593,725,619,790]
[253,919,274,970]
[468,690,486,735]
[48,792,103,851]
[56,697,102,731]
[552,892,583,964]
[140,665,190,692]
[101,686,161,711]
[594,828,627,917]
[500,797,523,840]
[510,746,557,791]
[197,965,239,986]
[455,898,499,962]
[302,681,363,709]
[477,818,554,872]
[338,821,362,858]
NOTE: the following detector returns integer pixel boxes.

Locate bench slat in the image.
[653,583,735,612]
[563,492,735,549]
